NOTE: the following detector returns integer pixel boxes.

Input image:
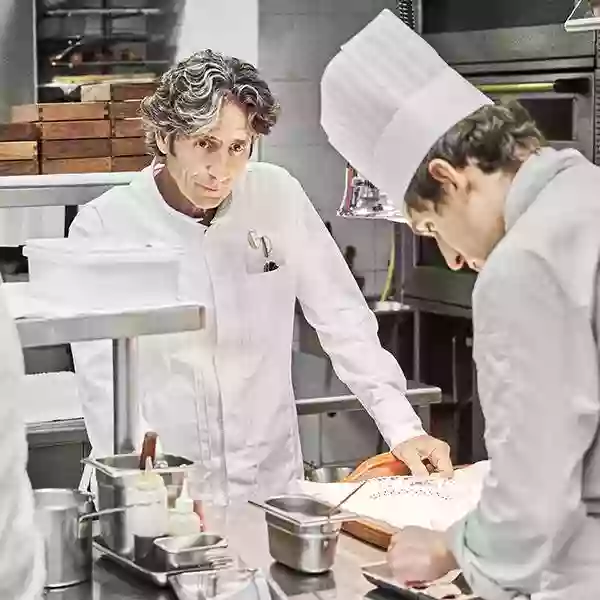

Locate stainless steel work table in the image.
[47,503,396,600]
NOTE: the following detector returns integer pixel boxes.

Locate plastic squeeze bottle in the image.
[129,457,169,538]
[168,476,202,536]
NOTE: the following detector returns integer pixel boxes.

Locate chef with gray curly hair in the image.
[68,50,452,501]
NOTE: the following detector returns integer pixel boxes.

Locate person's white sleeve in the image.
[447,251,600,599]
[69,207,149,457]
[0,284,45,600]
[288,176,424,448]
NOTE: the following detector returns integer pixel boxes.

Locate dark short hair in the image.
[140,49,280,156]
[405,101,545,212]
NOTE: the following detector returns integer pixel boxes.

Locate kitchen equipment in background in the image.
[565,0,600,31]
[250,495,357,574]
[305,465,354,483]
[473,72,594,159]
[35,488,94,588]
[82,453,194,557]
[337,163,405,222]
[153,534,229,570]
[420,0,595,70]
[34,488,155,589]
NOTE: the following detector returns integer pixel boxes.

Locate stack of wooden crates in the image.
[0,81,157,176]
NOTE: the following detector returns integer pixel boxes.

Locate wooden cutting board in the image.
[0,141,38,161]
[111,137,146,156]
[111,155,152,172]
[12,102,109,123]
[81,81,157,102]
[41,139,111,160]
[41,157,111,174]
[112,119,144,138]
[0,122,38,142]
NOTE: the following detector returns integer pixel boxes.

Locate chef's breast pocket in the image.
[241,265,296,350]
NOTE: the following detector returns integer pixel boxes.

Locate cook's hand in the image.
[387,527,457,585]
[391,434,453,477]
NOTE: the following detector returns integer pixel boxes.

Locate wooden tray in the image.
[40,120,111,140]
[12,102,109,123]
[0,122,38,142]
[109,101,143,120]
[111,155,152,172]
[0,160,39,175]
[111,137,146,157]
[81,81,157,102]
[112,119,144,138]
[0,141,38,161]
[41,139,111,160]
[42,157,111,174]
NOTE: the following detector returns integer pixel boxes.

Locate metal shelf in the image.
[0,171,135,208]
[51,60,170,69]
[16,304,204,348]
[44,8,163,18]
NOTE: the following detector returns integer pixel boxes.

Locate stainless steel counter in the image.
[46,504,395,600]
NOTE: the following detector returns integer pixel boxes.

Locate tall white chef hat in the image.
[321,9,493,206]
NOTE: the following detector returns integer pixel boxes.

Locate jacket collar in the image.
[504,147,588,231]
[131,161,236,229]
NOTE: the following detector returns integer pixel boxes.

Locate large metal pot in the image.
[34,489,94,589]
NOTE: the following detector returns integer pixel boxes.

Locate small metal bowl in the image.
[153,533,228,570]
[305,466,354,483]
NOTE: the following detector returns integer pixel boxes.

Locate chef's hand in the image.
[387,527,458,585]
[391,434,453,477]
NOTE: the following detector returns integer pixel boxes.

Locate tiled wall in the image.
[258,0,397,298]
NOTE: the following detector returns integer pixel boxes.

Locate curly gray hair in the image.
[405,101,545,212]
[140,50,281,156]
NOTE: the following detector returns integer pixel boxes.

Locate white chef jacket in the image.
[0,278,44,599]
[69,161,424,500]
[449,148,600,600]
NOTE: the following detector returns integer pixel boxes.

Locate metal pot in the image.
[34,489,94,589]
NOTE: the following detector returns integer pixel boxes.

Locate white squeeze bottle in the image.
[130,457,169,538]
[168,476,202,536]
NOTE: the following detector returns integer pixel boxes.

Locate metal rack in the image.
[14,301,204,455]
[1,172,206,455]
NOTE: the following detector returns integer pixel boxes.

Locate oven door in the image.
[418,0,596,71]
[469,72,595,161]
[398,227,477,314]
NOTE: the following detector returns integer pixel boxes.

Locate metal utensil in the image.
[326,479,369,518]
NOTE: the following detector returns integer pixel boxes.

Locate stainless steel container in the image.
[251,495,357,574]
[304,465,354,483]
[153,533,229,570]
[34,489,94,589]
[83,453,194,557]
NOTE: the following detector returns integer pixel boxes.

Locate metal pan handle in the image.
[477,78,590,95]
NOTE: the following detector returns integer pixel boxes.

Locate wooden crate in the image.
[12,102,109,123]
[0,141,38,161]
[0,160,39,175]
[109,101,142,120]
[0,122,38,142]
[41,139,111,160]
[40,120,111,140]
[111,155,152,172]
[81,81,157,103]
[112,119,143,138]
[41,157,111,174]
[111,137,146,157]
